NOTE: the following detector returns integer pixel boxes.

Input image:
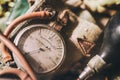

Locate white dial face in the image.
[14,24,65,73]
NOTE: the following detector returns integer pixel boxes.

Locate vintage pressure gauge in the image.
[13,24,65,74]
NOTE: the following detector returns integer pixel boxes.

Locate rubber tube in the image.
[0,68,32,80]
[1,11,50,62]
[1,10,51,80]
[0,31,37,80]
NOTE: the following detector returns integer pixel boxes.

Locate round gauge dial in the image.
[13,24,65,74]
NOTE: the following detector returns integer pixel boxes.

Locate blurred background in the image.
[1,0,120,80]
[0,0,14,31]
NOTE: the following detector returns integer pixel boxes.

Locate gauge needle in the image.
[40,35,56,49]
[35,38,49,48]
[27,48,45,54]
[35,38,51,51]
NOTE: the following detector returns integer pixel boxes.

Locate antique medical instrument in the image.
[13,24,66,74]
[1,0,66,79]
[0,0,104,80]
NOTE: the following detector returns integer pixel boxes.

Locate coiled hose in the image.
[0,10,52,80]
[0,31,33,80]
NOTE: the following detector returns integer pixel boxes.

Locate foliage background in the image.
[0,0,14,17]
[0,0,14,31]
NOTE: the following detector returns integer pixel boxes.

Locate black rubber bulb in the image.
[99,11,120,64]
[77,11,120,80]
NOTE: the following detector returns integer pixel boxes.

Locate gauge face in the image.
[14,24,65,74]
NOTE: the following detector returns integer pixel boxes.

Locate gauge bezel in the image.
[13,24,66,74]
